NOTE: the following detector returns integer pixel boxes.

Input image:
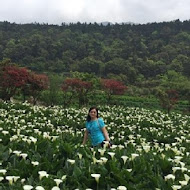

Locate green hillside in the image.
[0,20,190,111]
[0,20,190,82]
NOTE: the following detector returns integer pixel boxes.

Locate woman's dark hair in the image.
[86,107,99,122]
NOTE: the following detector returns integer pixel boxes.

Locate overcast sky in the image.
[0,0,190,25]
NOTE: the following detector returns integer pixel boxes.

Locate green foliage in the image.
[158,71,190,111]
[1,21,190,109]
[71,71,100,88]
[0,20,190,85]
[155,88,178,114]
[40,74,64,106]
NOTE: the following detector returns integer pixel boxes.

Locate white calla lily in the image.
[121,156,128,164]
[36,186,45,190]
[91,174,101,183]
[38,171,49,180]
[117,186,127,190]
[54,179,63,186]
[23,185,33,190]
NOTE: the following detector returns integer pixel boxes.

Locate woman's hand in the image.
[82,130,88,145]
[101,127,110,142]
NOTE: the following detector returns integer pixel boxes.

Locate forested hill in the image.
[0,20,190,85]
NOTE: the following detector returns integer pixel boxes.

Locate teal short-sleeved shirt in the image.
[85,118,105,146]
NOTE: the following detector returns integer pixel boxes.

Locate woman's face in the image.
[89,109,97,120]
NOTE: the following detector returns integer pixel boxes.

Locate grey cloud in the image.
[0,0,190,24]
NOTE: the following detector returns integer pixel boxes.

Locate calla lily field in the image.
[0,101,190,190]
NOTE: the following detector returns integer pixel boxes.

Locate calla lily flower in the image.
[121,156,128,164]
[143,145,150,152]
[54,179,63,186]
[0,169,7,175]
[110,145,117,149]
[96,159,103,164]
[164,174,175,181]
[51,186,60,190]
[13,150,21,156]
[179,180,188,186]
[184,174,190,182]
[98,149,105,156]
[171,185,181,190]
[13,176,20,182]
[5,176,14,185]
[30,137,37,144]
[108,152,115,159]
[20,178,26,184]
[0,177,4,182]
[67,159,75,164]
[61,175,67,180]
[23,185,33,190]
[131,153,139,160]
[92,157,97,164]
[172,167,181,173]
[77,153,82,159]
[100,157,108,163]
[91,174,101,183]
[38,171,49,180]
[31,161,39,166]
[103,141,109,149]
[20,153,28,160]
[36,186,45,190]
[118,144,125,150]
[2,130,9,135]
[174,156,183,161]
[117,186,127,190]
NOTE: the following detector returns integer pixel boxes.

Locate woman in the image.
[82,107,111,147]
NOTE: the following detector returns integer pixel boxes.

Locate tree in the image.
[75,57,102,75]
[103,58,137,83]
[159,70,190,99]
[135,59,166,79]
[0,58,12,70]
[156,89,178,114]
[101,79,127,103]
[0,65,29,100]
[61,78,92,107]
[26,72,49,105]
[41,74,63,106]
[156,70,190,113]
[71,71,100,89]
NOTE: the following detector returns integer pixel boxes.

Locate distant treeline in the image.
[0,20,190,85]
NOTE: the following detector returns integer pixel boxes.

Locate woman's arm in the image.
[82,130,89,145]
[101,127,110,141]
